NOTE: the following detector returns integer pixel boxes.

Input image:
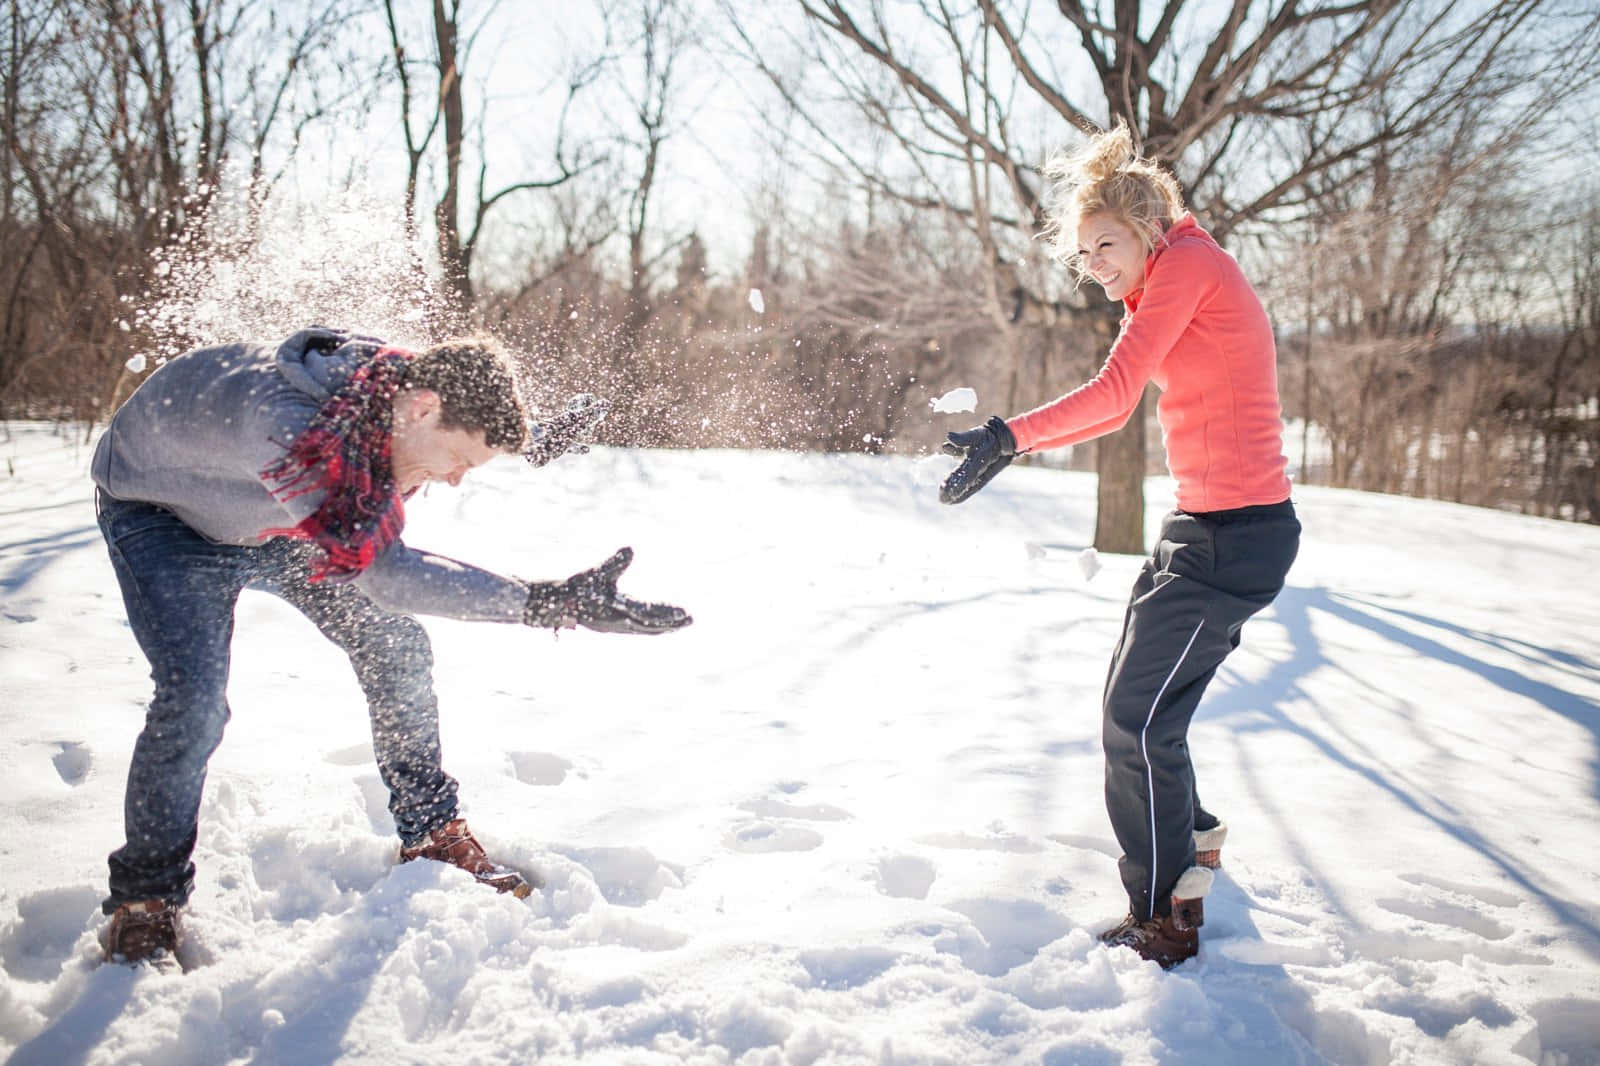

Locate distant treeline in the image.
[3,1,1595,525]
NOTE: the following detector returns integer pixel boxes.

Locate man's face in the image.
[390,390,507,494]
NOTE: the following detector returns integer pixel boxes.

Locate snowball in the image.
[125,354,148,373]
[748,288,765,314]
[1077,548,1101,581]
[931,387,978,414]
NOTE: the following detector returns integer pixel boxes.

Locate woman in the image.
[941,125,1300,969]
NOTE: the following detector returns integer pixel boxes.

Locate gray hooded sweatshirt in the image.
[91,327,529,622]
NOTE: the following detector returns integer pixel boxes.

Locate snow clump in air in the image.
[1077,547,1101,581]
[930,387,978,414]
[131,168,450,361]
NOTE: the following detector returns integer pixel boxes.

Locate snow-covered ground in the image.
[2,420,1598,1066]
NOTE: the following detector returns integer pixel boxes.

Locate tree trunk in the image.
[1085,300,1146,554]
[432,0,470,318]
[1094,388,1149,554]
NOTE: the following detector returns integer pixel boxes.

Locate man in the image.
[91,326,691,966]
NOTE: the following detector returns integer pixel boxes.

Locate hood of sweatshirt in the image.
[272,326,390,403]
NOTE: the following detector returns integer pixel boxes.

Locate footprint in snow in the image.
[873,854,936,900]
[917,830,1043,853]
[1348,926,1550,967]
[1368,983,1517,1040]
[1332,880,1541,1051]
[51,741,92,786]
[722,821,824,854]
[932,897,1072,977]
[508,751,577,787]
[1376,893,1515,941]
[549,844,684,907]
[739,797,851,822]
[722,785,846,854]
[1347,876,1551,967]
[1397,871,1523,909]
[1377,872,1522,943]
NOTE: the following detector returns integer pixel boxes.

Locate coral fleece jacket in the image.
[1006,215,1291,513]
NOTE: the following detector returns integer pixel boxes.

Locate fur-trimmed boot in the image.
[1193,822,1227,870]
[1100,866,1213,969]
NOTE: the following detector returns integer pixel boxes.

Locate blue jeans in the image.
[96,493,459,912]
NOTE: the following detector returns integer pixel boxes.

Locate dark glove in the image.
[523,393,611,467]
[524,547,692,635]
[939,415,1017,504]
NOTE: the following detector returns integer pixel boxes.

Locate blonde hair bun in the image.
[1071,124,1138,185]
[1042,122,1186,275]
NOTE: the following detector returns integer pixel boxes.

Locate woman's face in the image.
[1076,212,1149,302]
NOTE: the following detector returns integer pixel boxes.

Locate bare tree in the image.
[609,0,692,335]
[508,0,708,446]
[726,0,1599,549]
[0,0,366,422]
[383,0,604,322]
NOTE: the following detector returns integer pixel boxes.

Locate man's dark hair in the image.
[403,337,528,450]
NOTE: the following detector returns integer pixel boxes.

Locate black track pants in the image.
[1101,500,1300,920]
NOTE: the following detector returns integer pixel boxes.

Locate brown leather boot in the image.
[399,819,539,898]
[104,899,181,966]
[1100,866,1212,969]
[1100,909,1198,969]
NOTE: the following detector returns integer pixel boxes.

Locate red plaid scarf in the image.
[260,345,416,581]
